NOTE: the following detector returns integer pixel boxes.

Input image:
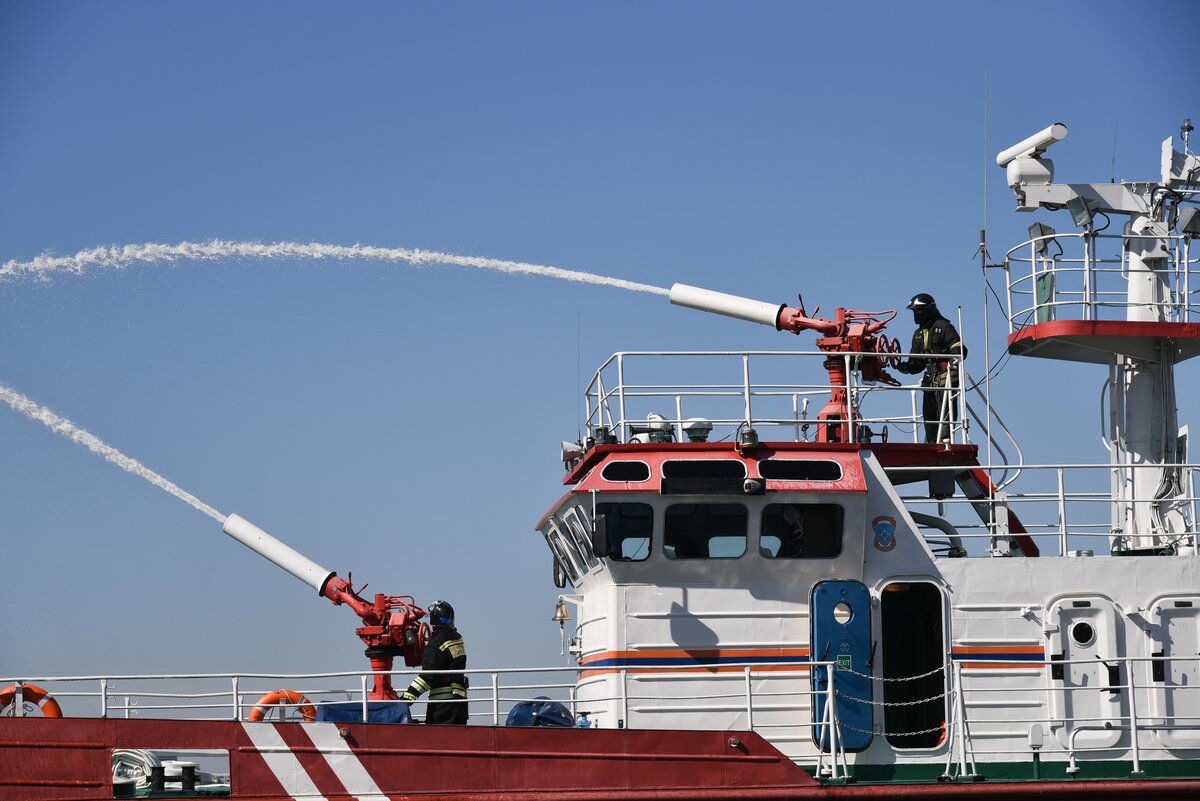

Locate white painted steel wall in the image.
[542,451,1200,773]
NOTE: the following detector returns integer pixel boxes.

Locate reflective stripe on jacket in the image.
[402,625,468,701]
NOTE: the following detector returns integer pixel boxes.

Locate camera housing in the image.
[996,123,1069,167]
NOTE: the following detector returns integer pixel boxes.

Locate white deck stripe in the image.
[241,722,329,800]
[302,722,388,801]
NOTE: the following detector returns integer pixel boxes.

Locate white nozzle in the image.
[222,513,335,594]
[669,283,785,329]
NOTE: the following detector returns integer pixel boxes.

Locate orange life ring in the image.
[247,689,316,722]
[936,720,948,747]
[0,683,63,718]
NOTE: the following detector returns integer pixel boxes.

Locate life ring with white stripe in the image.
[247,689,316,722]
[0,683,63,717]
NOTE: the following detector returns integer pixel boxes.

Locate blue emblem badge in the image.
[873,516,897,552]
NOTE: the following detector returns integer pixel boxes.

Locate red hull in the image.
[3,718,1198,800]
[3,718,812,800]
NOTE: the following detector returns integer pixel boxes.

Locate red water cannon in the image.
[223,514,429,700]
[670,284,904,443]
[323,577,429,700]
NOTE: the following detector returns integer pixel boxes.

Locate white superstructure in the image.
[535,120,1200,780]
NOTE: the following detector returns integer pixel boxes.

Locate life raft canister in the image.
[0,683,63,717]
[247,689,316,722]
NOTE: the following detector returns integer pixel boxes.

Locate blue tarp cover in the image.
[316,700,412,724]
[504,697,575,728]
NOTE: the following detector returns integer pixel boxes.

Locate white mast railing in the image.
[1003,231,1200,331]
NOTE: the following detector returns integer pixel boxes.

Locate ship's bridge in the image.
[539,344,1199,571]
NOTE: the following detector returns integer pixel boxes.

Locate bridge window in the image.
[602,461,651,482]
[562,508,600,571]
[758,459,842,481]
[661,460,747,495]
[544,522,582,584]
[662,460,746,479]
[760,503,843,558]
[596,502,653,561]
[664,503,747,559]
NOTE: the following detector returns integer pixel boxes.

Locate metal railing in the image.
[0,662,847,780]
[952,653,1200,779]
[893,461,1199,557]
[1,666,580,726]
[1003,231,1199,331]
[7,654,1200,779]
[584,350,972,447]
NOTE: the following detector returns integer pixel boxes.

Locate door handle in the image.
[1097,655,1121,694]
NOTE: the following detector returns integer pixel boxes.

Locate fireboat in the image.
[3,120,1200,799]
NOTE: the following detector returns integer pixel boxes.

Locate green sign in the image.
[836,654,852,671]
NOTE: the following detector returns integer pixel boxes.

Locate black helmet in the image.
[907,293,937,324]
[907,293,936,310]
[428,600,455,627]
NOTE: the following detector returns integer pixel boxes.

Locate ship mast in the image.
[1000,120,1200,552]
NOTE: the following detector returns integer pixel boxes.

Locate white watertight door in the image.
[1046,597,1127,751]
[1149,596,1200,750]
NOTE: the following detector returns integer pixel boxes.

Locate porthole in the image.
[1070,621,1095,647]
[833,602,853,624]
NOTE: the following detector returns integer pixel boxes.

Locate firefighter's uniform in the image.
[898,309,965,443]
[402,625,468,725]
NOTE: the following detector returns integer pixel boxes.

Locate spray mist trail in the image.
[0,240,671,296]
[0,382,224,522]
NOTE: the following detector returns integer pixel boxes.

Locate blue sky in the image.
[0,2,1195,679]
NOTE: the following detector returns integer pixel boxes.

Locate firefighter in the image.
[402,600,468,725]
[896,293,966,443]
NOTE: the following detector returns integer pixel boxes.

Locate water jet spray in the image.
[0,239,670,296]
[0,379,427,700]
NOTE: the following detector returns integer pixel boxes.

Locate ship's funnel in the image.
[222,513,335,595]
[669,283,786,329]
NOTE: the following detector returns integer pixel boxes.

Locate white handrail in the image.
[10,654,1200,777]
[1002,231,1200,331]
[583,349,971,447]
